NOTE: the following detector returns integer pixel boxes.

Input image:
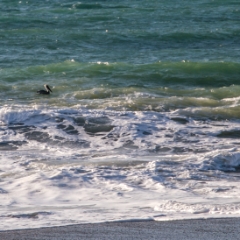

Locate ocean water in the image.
[1,0,240,230]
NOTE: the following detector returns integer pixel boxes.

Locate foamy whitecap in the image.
[1,105,240,229]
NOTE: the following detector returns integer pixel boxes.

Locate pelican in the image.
[37,84,52,94]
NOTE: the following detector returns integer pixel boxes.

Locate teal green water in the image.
[2,1,240,229]
[1,0,240,118]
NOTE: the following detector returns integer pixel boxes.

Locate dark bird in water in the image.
[37,84,52,94]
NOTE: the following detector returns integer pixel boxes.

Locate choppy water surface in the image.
[1,0,240,230]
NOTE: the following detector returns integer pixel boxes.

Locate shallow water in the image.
[1,0,240,230]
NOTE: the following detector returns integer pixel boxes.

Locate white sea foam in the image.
[1,105,240,230]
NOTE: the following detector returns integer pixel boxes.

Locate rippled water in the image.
[1,0,240,230]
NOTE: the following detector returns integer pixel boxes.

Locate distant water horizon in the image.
[1,0,240,230]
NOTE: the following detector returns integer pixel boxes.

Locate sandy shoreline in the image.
[0,218,239,240]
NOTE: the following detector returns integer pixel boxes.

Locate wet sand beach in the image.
[0,218,239,240]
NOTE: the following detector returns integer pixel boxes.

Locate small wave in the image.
[1,106,240,159]
[61,3,130,10]
[201,151,240,172]
[154,201,240,215]
[7,212,52,219]
[1,61,240,88]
